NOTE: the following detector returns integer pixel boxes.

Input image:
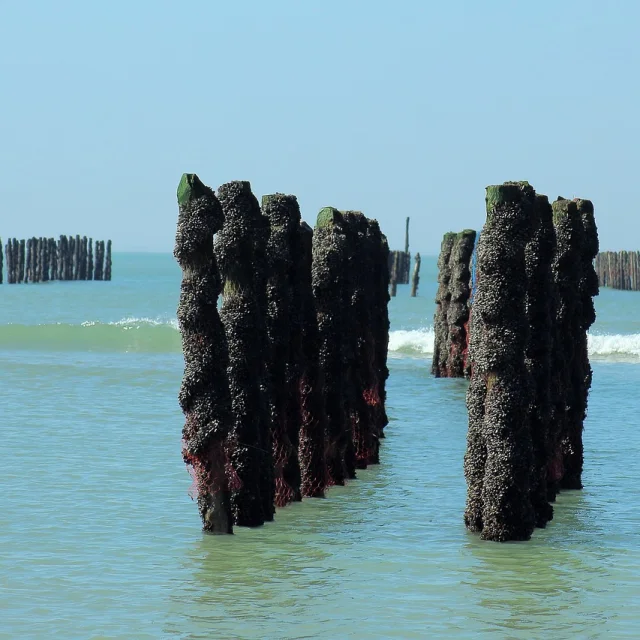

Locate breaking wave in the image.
[1,318,639,362]
[387,327,640,362]
[0,317,181,353]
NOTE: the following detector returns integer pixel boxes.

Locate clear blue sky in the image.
[1,1,638,254]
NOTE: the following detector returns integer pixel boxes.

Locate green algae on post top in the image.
[485,182,527,211]
[177,173,209,206]
[316,207,342,228]
[551,197,574,226]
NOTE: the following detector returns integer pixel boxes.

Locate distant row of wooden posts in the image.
[0,236,112,284]
[595,251,640,291]
[387,220,637,296]
[388,217,421,297]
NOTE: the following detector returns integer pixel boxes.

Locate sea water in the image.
[1,254,639,639]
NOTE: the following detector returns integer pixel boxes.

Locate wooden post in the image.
[42,237,50,282]
[49,239,57,280]
[312,207,352,486]
[262,193,302,508]
[464,182,535,542]
[410,252,421,297]
[432,233,456,377]
[215,180,274,527]
[175,173,233,534]
[104,240,112,281]
[548,198,582,499]
[375,227,391,446]
[524,195,555,528]
[87,239,93,280]
[446,231,476,377]
[296,221,327,498]
[390,251,400,296]
[18,239,25,283]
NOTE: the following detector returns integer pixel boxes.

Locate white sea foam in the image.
[80,317,178,330]
[388,328,435,355]
[588,333,640,359]
[73,318,640,362]
[387,327,640,361]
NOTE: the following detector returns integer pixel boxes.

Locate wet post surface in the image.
[561,199,599,490]
[175,173,234,534]
[548,198,582,499]
[296,221,328,497]
[87,238,93,280]
[18,239,25,283]
[410,252,421,297]
[524,194,555,527]
[262,193,302,508]
[343,211,374,470]
[312,207,351,486]
[446,230,476,377]
[432,232,456,377]
[215,181,273,527]
[464,182,535,542]
[105,240,112,281]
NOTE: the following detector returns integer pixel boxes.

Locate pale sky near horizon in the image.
[1,1,638,254]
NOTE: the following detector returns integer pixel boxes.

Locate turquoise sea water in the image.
[2,253,640,639]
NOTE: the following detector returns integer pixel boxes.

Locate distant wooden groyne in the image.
[388,217,421,296]
[595,251,640,290]
[0,236,112,284]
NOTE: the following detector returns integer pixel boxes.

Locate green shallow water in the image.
[2,254,640,638]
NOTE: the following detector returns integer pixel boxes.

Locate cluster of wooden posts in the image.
[387,217,421,297]
[434,183,599,542]
[175,174,390,534]
[0,236,112,284]
[595,250,640,290]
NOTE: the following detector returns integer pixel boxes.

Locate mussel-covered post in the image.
[389,251,400,297]
[344,211,375,469]
[432,232,455,377]
[446,230,476,377]
[548,198,582,498]
[464,182,535,542]
[174,173,234,534]
[215,181,274,527]
[410,253,421,297]
[312,207,351,485]
[524,194,555,527]
[262,193,301,507]
[562,199,599,490]
[296,221,328,497]
[372,224,391,448]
